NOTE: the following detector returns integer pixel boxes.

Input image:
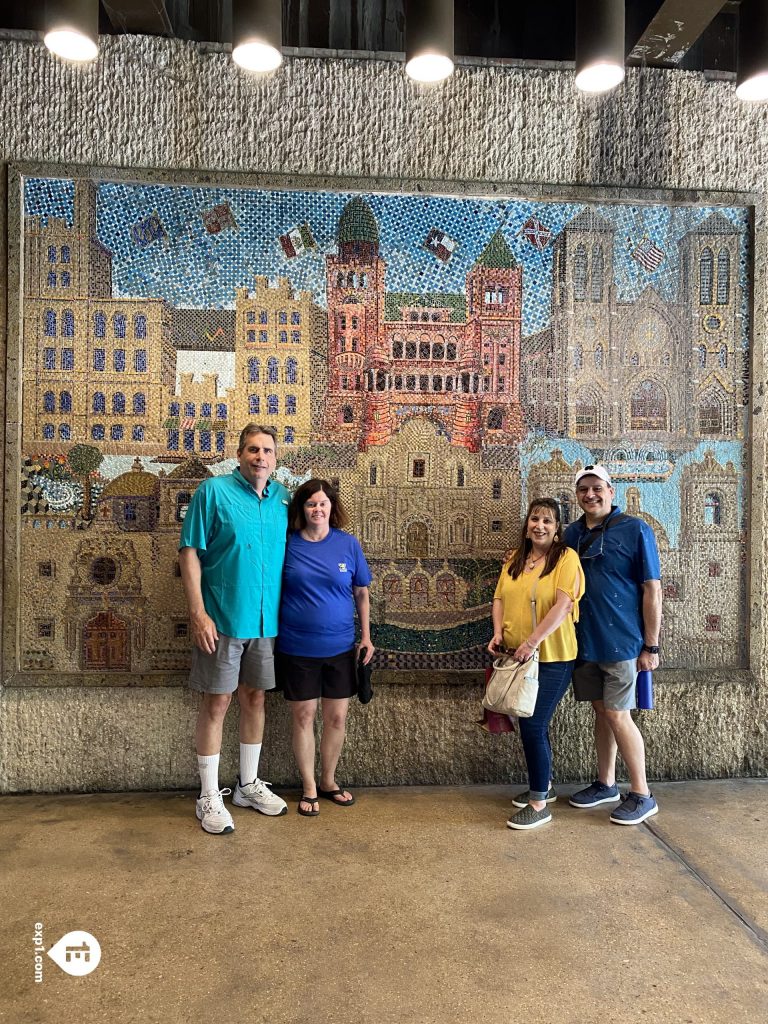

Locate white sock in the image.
[239,743,262,786]
[197,753,220,797]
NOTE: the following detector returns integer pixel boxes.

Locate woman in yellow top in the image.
[488,497,584,831]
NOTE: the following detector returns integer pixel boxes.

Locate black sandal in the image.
[297,795,319,817]
[317,787,355,807]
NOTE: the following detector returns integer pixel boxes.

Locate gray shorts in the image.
[188,635,276,695]
[571,659,637,711]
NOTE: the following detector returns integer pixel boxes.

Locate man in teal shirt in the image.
[179,424,290,834]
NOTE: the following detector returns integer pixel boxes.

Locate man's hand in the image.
[190,610,218,654]
[637,649,659,672]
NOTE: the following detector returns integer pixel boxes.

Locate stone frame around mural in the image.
[1,161,764,689]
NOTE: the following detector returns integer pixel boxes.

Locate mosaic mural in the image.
[13,175,750,682]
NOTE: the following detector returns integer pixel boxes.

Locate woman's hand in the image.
[357,639,375,665]
[512,640,535,663]
[487,633,504,655]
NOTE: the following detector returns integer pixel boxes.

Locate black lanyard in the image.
[577,512,627,558]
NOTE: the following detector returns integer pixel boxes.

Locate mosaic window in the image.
[12,175,752,681]
[591,246,604,302]
[704,492,722,526]
[700,248,713,304]
[113,313,126,339]
[717,250,730,305]
[573,245,587,300]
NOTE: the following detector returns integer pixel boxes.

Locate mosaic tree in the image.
[67,444,103,520]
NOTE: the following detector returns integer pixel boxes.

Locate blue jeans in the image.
[517,660,575,800]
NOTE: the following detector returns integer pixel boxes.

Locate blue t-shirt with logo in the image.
[277,528,372,658]
[563,507,661,663]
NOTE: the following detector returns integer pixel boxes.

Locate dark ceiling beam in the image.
[101,0,173,37]
[628,0,727,66]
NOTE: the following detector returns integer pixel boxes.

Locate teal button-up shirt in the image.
[179,470,290,639]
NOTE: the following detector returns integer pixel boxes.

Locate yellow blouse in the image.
[493,547,584,662]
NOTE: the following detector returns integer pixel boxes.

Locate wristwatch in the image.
[642,644,660,654]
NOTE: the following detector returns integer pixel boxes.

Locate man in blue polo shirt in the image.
[563,465,662,825]
[179,424,290,834]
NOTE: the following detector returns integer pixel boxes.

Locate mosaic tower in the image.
[322,199,526,452]
[23,181,173,452]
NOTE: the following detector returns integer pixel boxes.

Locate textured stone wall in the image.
[1,36,767,791]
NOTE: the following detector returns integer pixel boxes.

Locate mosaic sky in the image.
[24,178,751,337]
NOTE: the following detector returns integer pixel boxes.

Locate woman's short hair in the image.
[289,478,350,531]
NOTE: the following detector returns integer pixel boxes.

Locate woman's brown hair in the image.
[288,478,350,531]
[507,497,567,580]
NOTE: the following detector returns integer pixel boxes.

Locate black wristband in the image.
[642,644,660,654]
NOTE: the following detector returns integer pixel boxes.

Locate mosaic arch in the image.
[10,174,751,683]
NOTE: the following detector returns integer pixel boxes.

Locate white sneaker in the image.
[232,777,288,817]
[196,788,234,834]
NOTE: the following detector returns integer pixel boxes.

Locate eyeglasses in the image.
[578,523,606,560]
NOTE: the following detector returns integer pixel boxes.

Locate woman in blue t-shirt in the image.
[276,478,374,816]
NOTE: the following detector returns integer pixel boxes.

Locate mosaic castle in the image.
[17,179,748,679]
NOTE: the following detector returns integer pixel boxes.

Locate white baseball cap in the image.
[574,464,612,487]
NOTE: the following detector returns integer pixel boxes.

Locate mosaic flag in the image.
[130,211,167,248]
[278,222,316,258]
[423,227,458,263]
[521,216,551,250]
[201,202,238,234]
[631,236,665,272]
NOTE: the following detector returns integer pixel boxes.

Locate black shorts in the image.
[276,647,358,701]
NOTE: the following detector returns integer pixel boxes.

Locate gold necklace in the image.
[525,553,544,570]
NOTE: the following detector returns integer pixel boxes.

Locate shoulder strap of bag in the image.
[576,511,629,558]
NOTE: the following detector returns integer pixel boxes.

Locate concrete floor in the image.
[2,780,767,1024]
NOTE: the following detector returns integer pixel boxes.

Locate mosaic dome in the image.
[337,197,379,244]
[102,458,159,497]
